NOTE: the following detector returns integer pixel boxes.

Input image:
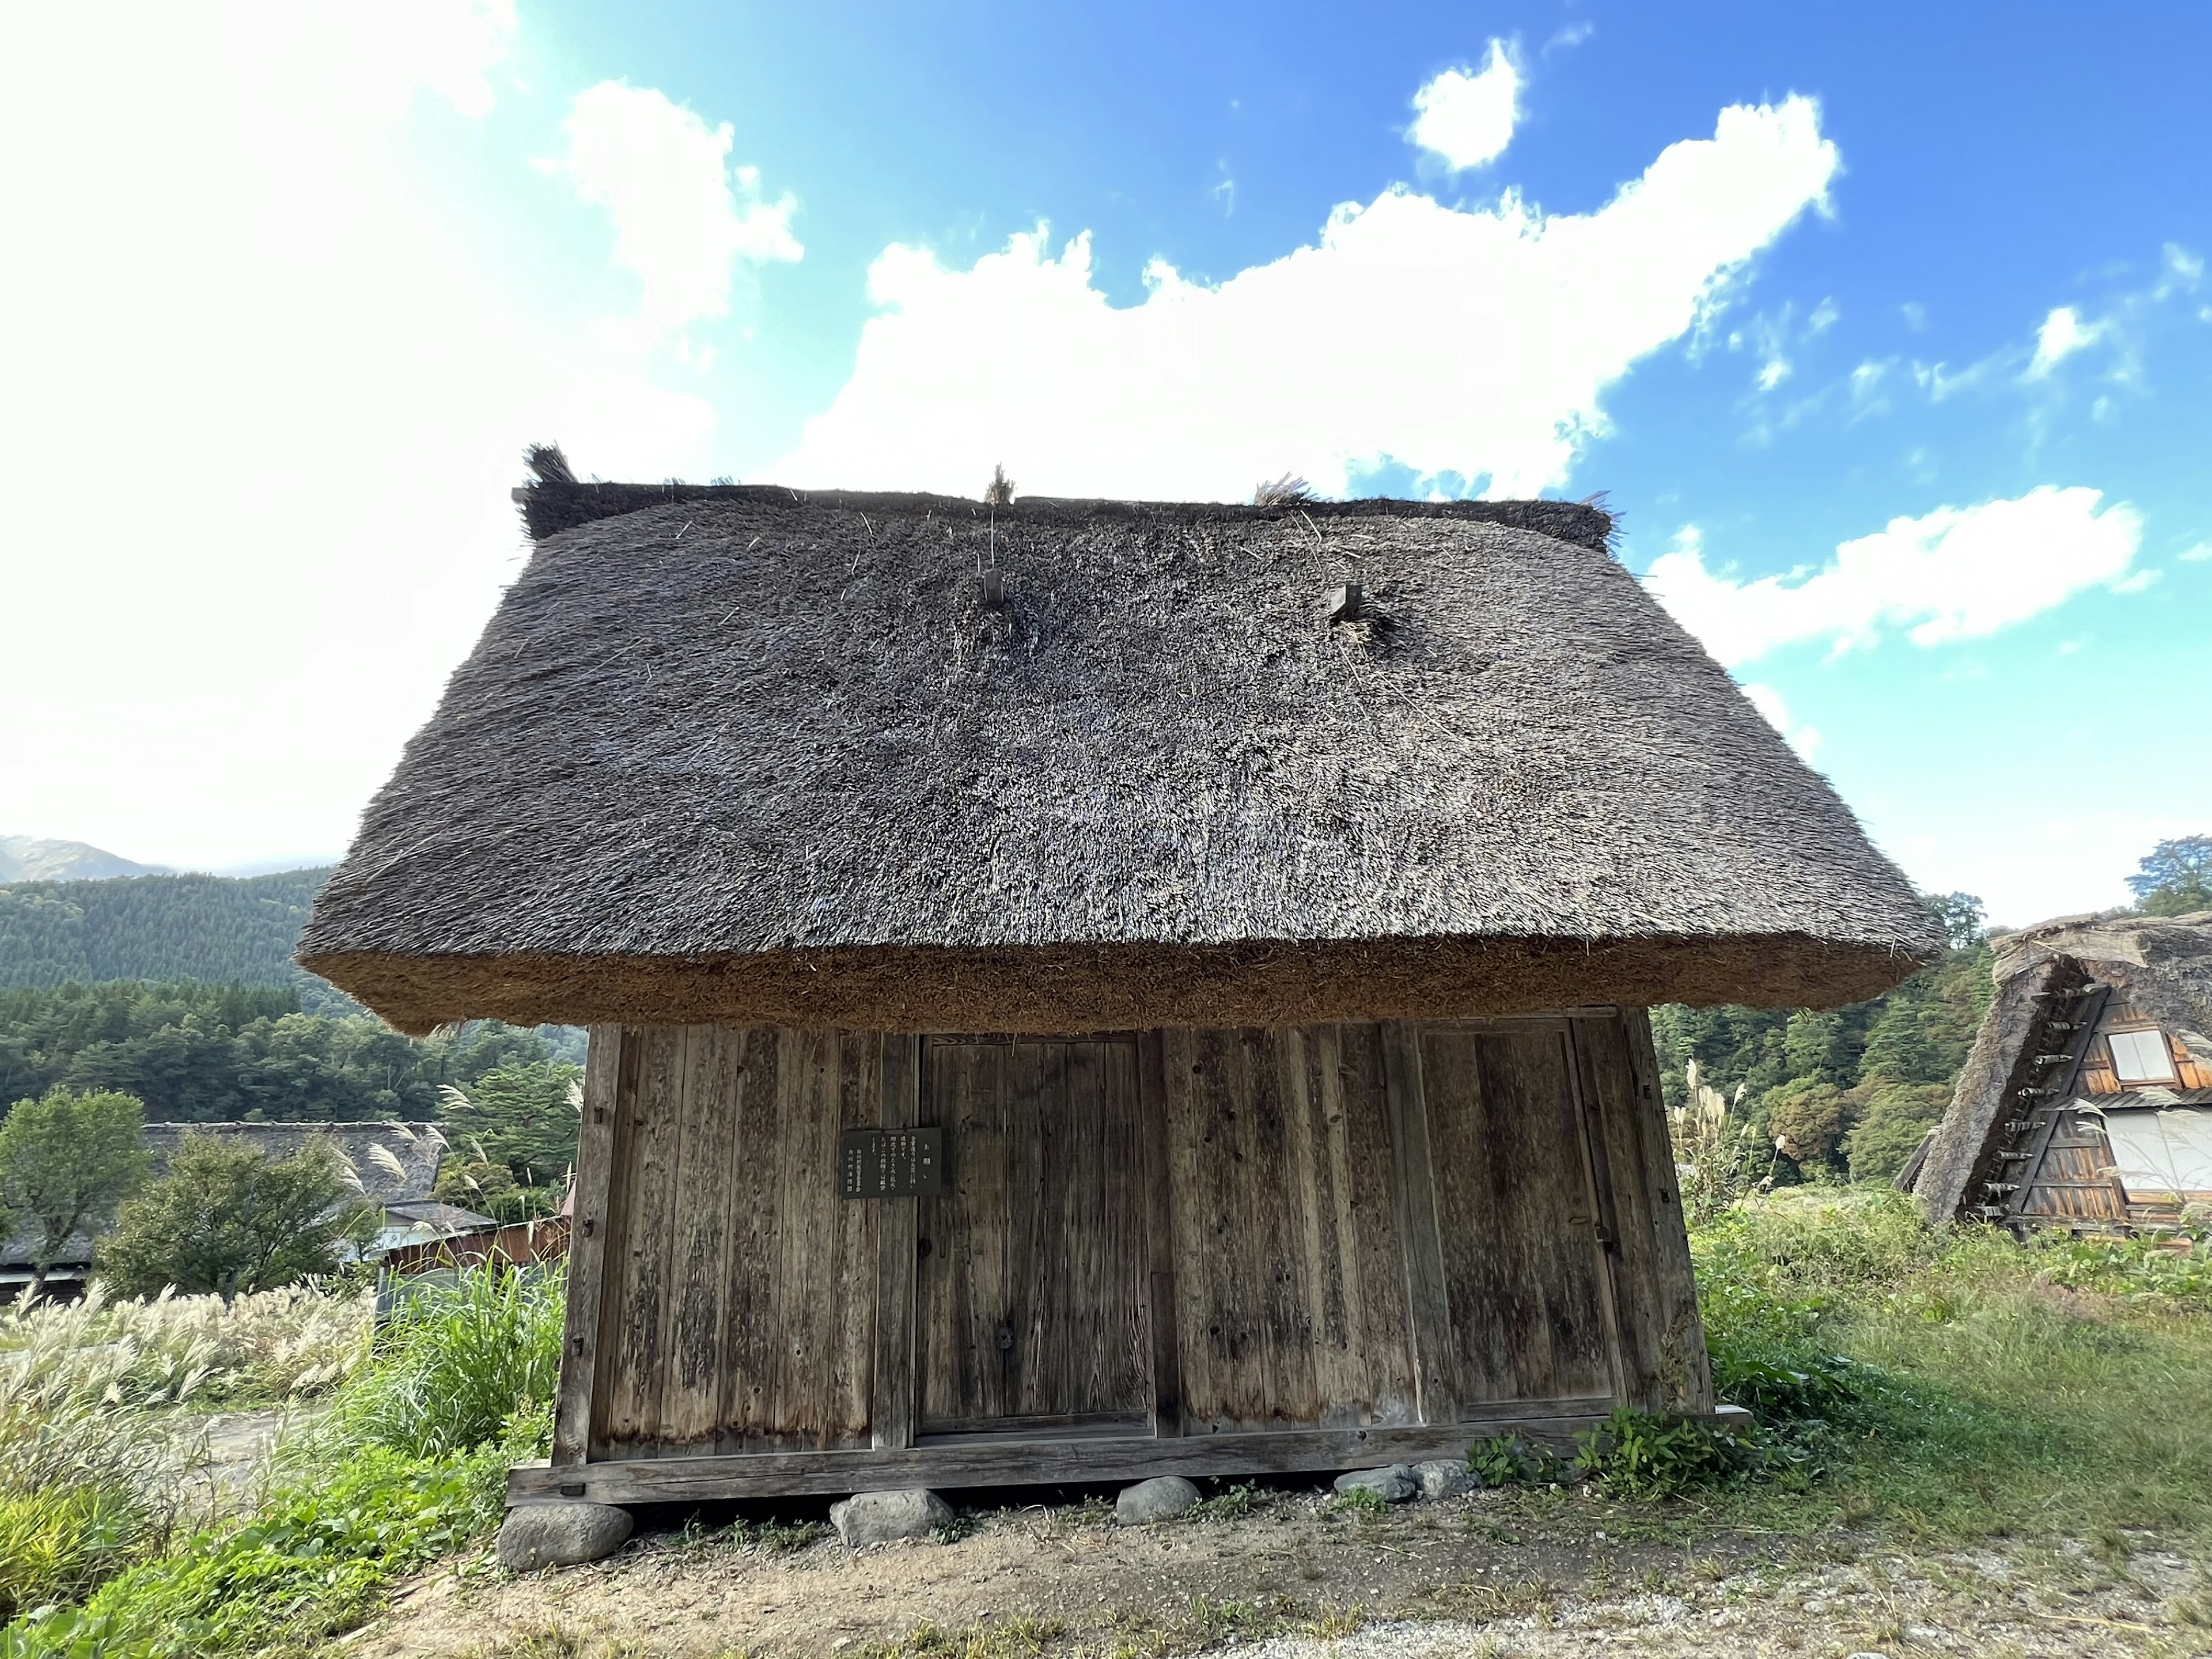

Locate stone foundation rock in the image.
[497,1502,634,1571]
[1115,1475,1202,1525]
[831,1488,955,1546]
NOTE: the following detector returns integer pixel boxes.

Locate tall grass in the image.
[1694,1187,2212,1541]
[0,1284,372,1410]
[0,1373,183,1623]
[2,1264,564,1658]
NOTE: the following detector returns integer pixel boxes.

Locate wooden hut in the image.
[1910,910,2212,1230]
[300,476,1937,1508]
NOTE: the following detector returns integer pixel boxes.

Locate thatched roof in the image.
[1911,910,2212,1221]
[301,487,1938,1035]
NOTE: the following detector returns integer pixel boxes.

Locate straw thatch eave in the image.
[1911,909,2212,1222]
[301,488,1938,1032]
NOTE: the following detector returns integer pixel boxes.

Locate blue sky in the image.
[4,1,2206,926]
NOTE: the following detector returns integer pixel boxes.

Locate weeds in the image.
[1323,1486,1386,1517]
[305,1265,560,1463]
[2,1262,564,1657]
[0,1284,371,1410]
[1185,1482,1262,1522]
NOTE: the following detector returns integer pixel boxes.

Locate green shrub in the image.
[0,1490,145,1626]
[1,1263,565,1656]
[1,1444,512,1659]
[1465,1432,1566,1488]
[1570,1408,1768,1498]
[309,1263,562,1463]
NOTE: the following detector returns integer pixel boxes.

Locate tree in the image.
[2127,835,2212,917]
[1763,1078,1851,1170]
[1843,1081,1949,1184]
[437,1062,582,1189]
[98,1132,376,1299]
[0,1088,153,1301]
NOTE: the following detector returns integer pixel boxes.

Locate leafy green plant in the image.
[1465,1433,1566,1488]
[1188,1481,1262,1521]
[99,1135,376,1300]
[1570,1408,1764,1498]
[304,1263,562,1463]
[0,1490,146,1626]
[1324,1484,1387,1516]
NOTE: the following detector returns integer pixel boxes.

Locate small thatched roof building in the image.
[1911,910,2212,1229]
[306,478,1936,1510]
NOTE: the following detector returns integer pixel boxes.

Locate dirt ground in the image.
[347,1483,2212,1659]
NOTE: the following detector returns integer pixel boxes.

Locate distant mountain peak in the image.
[0,835,170,884]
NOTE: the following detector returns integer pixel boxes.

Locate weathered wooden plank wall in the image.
[588,1027,882,1458]
[568,1009,1711,1465]
[916,1037,1148,1433]
[1164,1025,1418,1434]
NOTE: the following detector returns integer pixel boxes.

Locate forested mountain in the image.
[0,979,581,1123]
[0,835,168,884]
[0,868,339,998]
[1652,893,1994,1185]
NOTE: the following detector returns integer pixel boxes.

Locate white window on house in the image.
[2107,1028,2179,1085]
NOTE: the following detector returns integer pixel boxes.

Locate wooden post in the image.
[1619,1007,1713,1413]
[1380,1021,1456,1426]
[871,1035,921,1450]
[1136,1029,1183,1438]
[552,1024,627,1467]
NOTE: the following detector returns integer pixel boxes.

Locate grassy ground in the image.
[3,1190,2208,1657]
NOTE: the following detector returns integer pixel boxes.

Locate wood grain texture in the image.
[513,1397,1695,1504]
[918,1037,1147,1431]
[1169,1025,1418,1434]
[1570,1014,1666,1410]
[1419,1020,1614,1406]
[552,1024,625,1465]
[1620,1008,1713,1412]
[591,1026,881,1456]
[1136,1029,1183,1437]
[1380,1020,1456,1426]
[594,1025,685,1454]
[871,1035,920,1450]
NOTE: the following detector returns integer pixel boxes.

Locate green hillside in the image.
[0,868,334,993]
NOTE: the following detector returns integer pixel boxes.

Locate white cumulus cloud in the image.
[1408,43,1521,171]
[2024,305,2105,379]
[1645,486,2145,667]
[556,81,801,335]
[779,96,1839,501]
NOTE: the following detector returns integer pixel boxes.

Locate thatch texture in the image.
[1911,910,2212,1221]
[302,488,1936,1035]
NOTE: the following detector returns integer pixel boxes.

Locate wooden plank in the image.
[512,1399,1635,1505]
[1336,1023,1419,1426]
[1136,1029,1183,1439]
[596,1026,686,1453]
[1380,1021,1456,1426]
[716,1024,783,1451]
[1097,1036,1149,1418]
[657,1028,740,1450]
[872,1035,921,1450]
[830,1032,883,1442]
[552,1024,626,1467]
[1558,1026,1628,1405]
[1004,1039,1060,1416]
[1620,1008,1712,1412]
[2010,987,2113,1224]
[1571,1014,1669,1410]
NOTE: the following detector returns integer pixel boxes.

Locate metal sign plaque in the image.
[839,1127,944,1199]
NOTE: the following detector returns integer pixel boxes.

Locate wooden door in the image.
[916,1036,1149,1435]
[1416,1020,1622,1407]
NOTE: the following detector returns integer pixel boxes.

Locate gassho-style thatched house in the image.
[1909,910,2212,1231]
[299,463,1938,1512]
